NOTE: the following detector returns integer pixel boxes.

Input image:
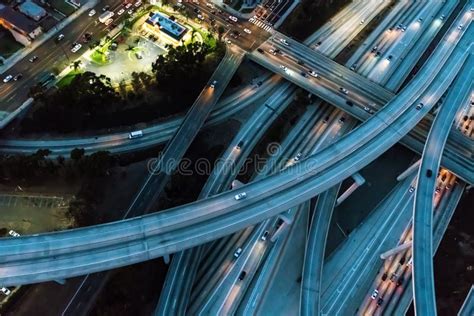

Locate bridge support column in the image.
[231,180,245,189]
[380,241,412,260]
[336,173,365,206]
[397,159,421,181]
[163,254,170,265]
[54,279,66,285]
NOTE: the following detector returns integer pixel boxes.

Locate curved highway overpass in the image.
[413,55,473,316]
[0,9,471,287]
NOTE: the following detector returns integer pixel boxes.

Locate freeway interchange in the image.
[0,0,473,315]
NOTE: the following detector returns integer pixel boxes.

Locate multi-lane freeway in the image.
[0,8,470,285]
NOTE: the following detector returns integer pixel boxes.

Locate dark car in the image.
[377,298,384,306]
[426,169,433,177]
[236,141,243,149]
[381,272,388,281]
[239,271,247,280]
[399,257,406,265]
[257,48,265,54]
[13,73,23,81]
[396,277,404,287]
[297,60,304,65]
[102,5,110,12]
[300,71,308,77]
[346,100,354,106]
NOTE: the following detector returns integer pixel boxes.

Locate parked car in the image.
[88,9,96,16]
[234,192,247,200]
[29,55,38,63]
[234,247,242,258]
[3,75,13,83]
[1,287,11,296]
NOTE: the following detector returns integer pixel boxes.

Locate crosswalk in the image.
[249,18,273,32]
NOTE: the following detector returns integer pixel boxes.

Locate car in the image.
[371,289,379,299]
[56,34,65,42]
[243,28,251,34]
[346,101,354,107]
[294,152,302,161]
[135,51,143,59]
[226,39,232,45]
[297,60,304,65]
[3,75,13,83]
[440,14,445,20]
[381,272,388,281]
[280,38,289,46]
[88,9,96,16]
[399,256,406,265]
[210,80,217,88]
[350,64,357,71]
[229,15,238,22]
[416,102,424,110]
[396,277,404,287]
[13,73,23,81]
[8,230,20,237]
[102,5,110,12]
[339,116,346,124]
[402,25,407,32]
[234,192,247,200]
[197,14,204,20]
[279,65,288,72]
[300,71,308,78]
[409,186,415,193]
[1,287,11,296]
[418,17,423,23]
[388,27,394,32]
[458,24,463,30]
[234,247,242,258]
[29,55,38,63]
[377,298,384,306]
[134,0,142,7]
[435,186,441,194]
[128,9,134,15]
[261,231,269,241]
[238,271,247,280]
[323,115,330,123]
[360,19,365,24]
[308,70,319,78]
[125,3,132,9]
[376,51,381,57]
[387,55,393,61]
[390,273,398,282]
[339,87,349,94]
[236,141,243,149]
[257,48,265,54]
[371,46,378,53]
[71,43,82,53]
[104,18,114,26]
[117,8,125,15]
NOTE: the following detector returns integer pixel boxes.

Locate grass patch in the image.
[0,29,23,58]
[49,0,76,16]
[56,69,81,88]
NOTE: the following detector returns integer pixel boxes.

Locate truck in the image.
[99,11,114,23]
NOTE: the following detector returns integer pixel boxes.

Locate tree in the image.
[71,60,82,71]
[70,148,85,161]
[217,25,225,41]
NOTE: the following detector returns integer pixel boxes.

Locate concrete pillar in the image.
[54,279,66,285]
[163,254,170,265]
[380,241,412,260]
[336,173,365,206]
[270,222,287,242]
[397,159,421,181]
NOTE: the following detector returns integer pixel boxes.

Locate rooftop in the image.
[0,4,39,34]
[145,12,187,40]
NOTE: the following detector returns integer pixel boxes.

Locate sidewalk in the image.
[0,0,100,75]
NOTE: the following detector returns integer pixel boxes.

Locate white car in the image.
[339,87,349,95]
[1,287,11,296]
[71,43,82,53]
[233,247,242,258]
[360,19,365,24]
[294,152,302,161]
[409,186,415,193]
[117,8,125,15]
[210,80,217,88]
[234,192,247,200]
[243,28,251,34]
[308,70,319,78]
[197,14,204,20]
[371,289,379,299]
[104,18,114,26]
[280,38,289,46]
[8,230,20,237]
[229,15,238,22]
[88,9,96,17]
[3,75,13,83]
[416,102,424,110]
[134,1,142,7]
[125,3,132,9]
[261,231,269,241]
